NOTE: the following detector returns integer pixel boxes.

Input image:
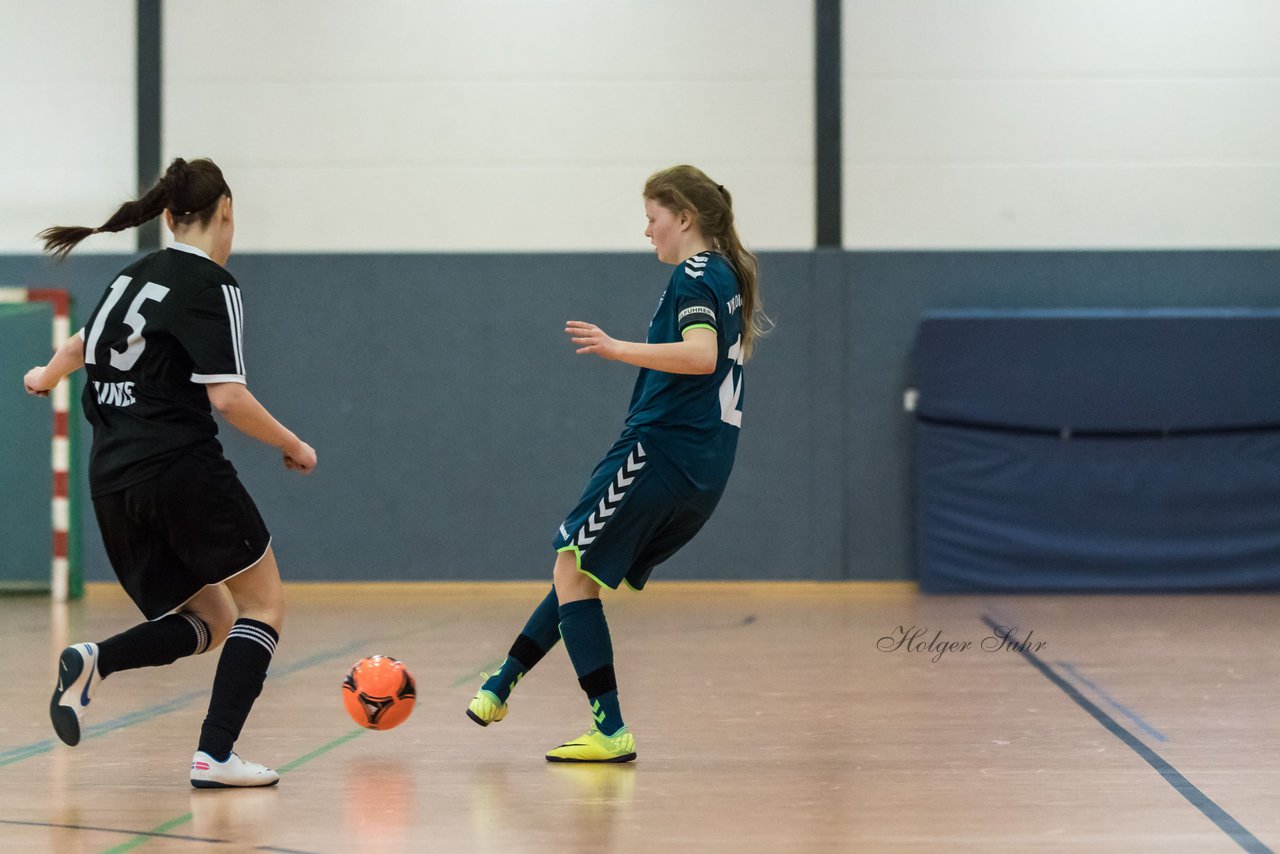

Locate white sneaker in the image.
[190,751,280,789]
[49,643,101,746]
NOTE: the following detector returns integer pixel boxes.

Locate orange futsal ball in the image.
[341,655,416,730]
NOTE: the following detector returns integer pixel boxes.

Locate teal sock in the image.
[483,586,560,702]
[588,690,623,736]
[481,658,524,703]
[558,598,626,736]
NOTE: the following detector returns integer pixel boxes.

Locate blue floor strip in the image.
[980,614,1272,854]
[1056,660,1168,743]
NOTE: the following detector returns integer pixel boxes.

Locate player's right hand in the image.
[565,320,621,361]
[284,440,317,475]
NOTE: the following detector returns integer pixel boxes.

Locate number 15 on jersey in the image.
[84,275,170,371]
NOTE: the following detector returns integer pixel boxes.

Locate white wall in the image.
[0,2,136,255]
[165,1,813,252]
[844,0,1280,248]
[9,3,1278,254]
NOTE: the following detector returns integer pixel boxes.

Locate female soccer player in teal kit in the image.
[468,164,767,762]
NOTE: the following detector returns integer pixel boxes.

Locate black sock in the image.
[197,618,278,762]
[97,613,211,679]
[482,586,561,701]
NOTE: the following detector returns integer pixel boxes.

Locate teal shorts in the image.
[554,435,716,590]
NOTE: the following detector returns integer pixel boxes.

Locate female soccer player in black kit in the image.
[24,157,316,788]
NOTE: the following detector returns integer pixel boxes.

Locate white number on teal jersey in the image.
[719,335,744,427]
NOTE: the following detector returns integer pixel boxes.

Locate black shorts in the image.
[93,449,271,620]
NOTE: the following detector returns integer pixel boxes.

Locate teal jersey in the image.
[623,251,745,496]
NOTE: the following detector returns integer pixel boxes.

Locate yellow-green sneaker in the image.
[545,727,636,763]
[466,688,508,727]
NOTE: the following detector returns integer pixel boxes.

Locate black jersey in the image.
[81,244,246,497]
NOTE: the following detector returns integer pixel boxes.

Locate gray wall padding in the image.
[2,249,1278,583]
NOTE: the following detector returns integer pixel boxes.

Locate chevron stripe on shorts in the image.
[575,443,646,549]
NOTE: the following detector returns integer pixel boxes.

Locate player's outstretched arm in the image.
[205,382,317,474]
[565,321,716,375]
[23,331,86,397]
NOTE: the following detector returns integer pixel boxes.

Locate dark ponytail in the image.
[38,157,231,260]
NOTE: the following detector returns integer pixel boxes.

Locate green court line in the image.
[89,608,496,853]
[98,618,569,852]
[0,636,375,769]
[276,727,366,774]
[2,615,466,768]
[99,728,367,854]
[100,812,201,854]
[0,819,220,846]
[24,594,619,851]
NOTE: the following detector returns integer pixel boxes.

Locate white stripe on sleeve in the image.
[220,285,245,375]
[231,286,245,372]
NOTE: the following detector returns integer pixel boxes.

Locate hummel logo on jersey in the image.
[575,444,646,549]
[726,293,743,315]
[684,254,708,278]
[94,381,136,407]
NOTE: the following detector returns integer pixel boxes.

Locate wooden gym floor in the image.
[0,582,1277,853]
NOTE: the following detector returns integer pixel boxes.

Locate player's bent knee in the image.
[182,587,236,649]
[553,558,600,601]
[225,551,286,629]
[226,582,285,630]
[235,600,285,633]
[204,614,234,649]
[552,557,577,589]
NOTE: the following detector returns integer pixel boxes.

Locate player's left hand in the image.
[283,439,317,475]
[566,320,620,361]
[23,366,52,397]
